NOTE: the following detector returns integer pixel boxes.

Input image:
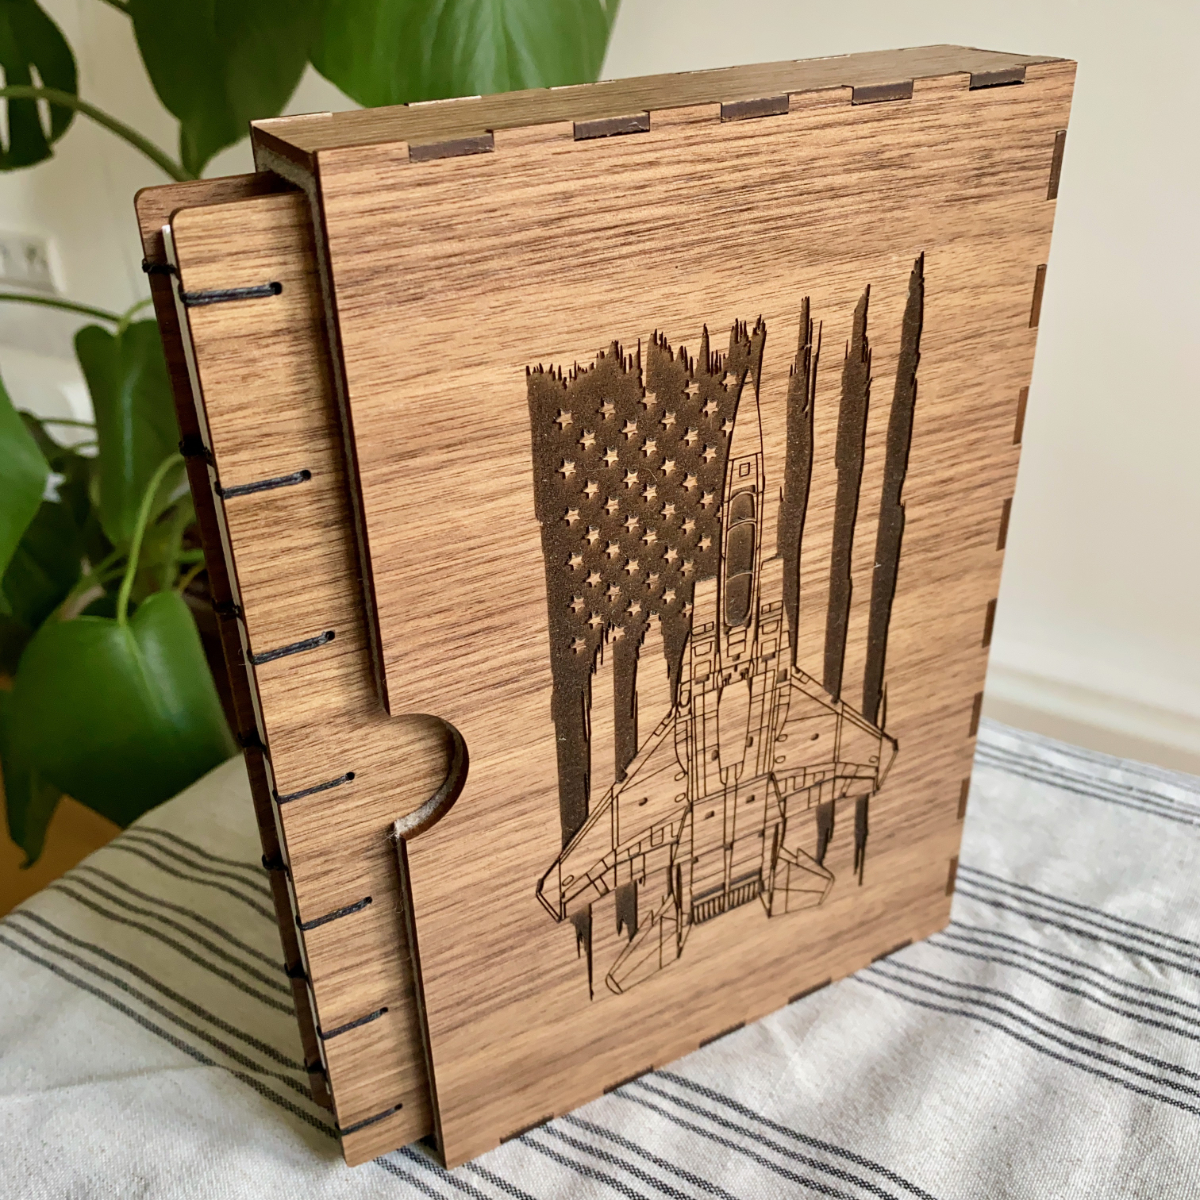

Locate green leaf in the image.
[311,0,619,109]
[0,369,48,587]
[1,499,82,629]
[11,589,236,827]
[129,0,316,177]
[0,0,78,169]
[75,320,183,548]
[0,688,63,866]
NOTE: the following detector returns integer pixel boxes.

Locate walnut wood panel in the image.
[164,191,448,1162]
[300,58,1073,1165]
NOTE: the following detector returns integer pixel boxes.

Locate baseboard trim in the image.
[984,662,1200,777]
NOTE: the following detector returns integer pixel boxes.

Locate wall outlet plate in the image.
[0,231,57,292]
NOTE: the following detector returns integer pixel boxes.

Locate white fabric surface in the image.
[3,718,1199,1198]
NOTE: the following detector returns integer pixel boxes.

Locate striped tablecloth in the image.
[3,719,1199,1199]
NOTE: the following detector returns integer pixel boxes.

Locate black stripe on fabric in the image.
[130,827,273,880]
[616,1088,874,1200]
[563,1113,740,1200]
[74,865,282,971]
[0,932,332,1135]
[48,882,293,1012]
[2,920,310,1098]
[548,1120,738,1200]
[972,748,1200,828]
[655,1071,939,1200]
[117,832,273,899]
[52,876,290,995]
[374,1155,459,1200]
[878,960,1200,1087]
[945,921,1200,1019]
[855,973,1200,1117]
[396,1144,524,1200]
[975,740,1200,812]
[460,1157,541,1200]
[934,926,1200,1037]
[6,910,303,1069]
[954,879,1200,972]
[520,1133,654,1200]
[958,865,1200,955]
[978,727,1200,794]
[103,843,276,919]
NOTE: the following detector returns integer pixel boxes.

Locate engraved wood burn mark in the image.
[528,256,924,997]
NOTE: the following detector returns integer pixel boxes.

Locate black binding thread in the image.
[178,434,212,464]
[213,599,242,620]
[284,961,308,982]
[182,281,282,307]
[339,1104,403,1135]
[276,772,355,805]
[319,1006,388,1041]
[305,1057,328,1080]
[261,852,287,874]
[250,630,335,666]
[142,258,176,276]
[216,469,311,500]
[298,895,371,932]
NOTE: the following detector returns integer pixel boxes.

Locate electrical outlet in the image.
[0,231,57,292]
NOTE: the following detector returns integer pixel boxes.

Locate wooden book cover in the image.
[146,45,1073,1168]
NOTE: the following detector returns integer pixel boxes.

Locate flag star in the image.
[604,496,621,514]
[702,399,719,416]
[643,483,658,501]
[605,541,622,559]
[682,601,694,616]
[660,411,676,429]
[682,518,696,534]
[579,430,596,449]
[607,583,622,601]
[600,399,616,419]
[612,625,626,640]
[702,444,717,463]
[568,552,584,569]
[624,559,640,576]
[684,428,699,445]
[642,530,658,546]
[722,371,739,388]
[641,390,658,409]
[564,507,581,525]
[585,526,601,544]
[623,469,640,489]
[699,535,713,551]
[721,418,735,436]
[628,599,643,616]
[641,437,658,458]
[585,570,602,588]
[700,491,716,508]
[685,382,700,398]
[587,612,604,629]
[622,419,638,439]
[663,589,677,604]
[570,595,586,612]
[623,514,640,532]
[661,502,677,521]
[664,546,679,563]
[572,636,588,654]
[603,447,620,466]
[682,474,699,491]
[583,479,599,498]
[645,572,660,589]
[558,459,577,479]
[662,459,676,476]
[682,559,696,574]
[555,409,573,429]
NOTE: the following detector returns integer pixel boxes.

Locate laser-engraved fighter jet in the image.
[536,369,898,995]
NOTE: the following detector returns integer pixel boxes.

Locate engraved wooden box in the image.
[137,44,1074,1168]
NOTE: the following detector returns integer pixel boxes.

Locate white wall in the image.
[3,0,1196,769]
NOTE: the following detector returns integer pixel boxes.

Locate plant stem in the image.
[175,561,207,594]
[117,453,184,626]
[0,291,122,323]
[116,296,155,335]
[0,86,193,182]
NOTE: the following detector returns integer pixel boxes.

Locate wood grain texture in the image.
[304,58,1075,1166]
[165,191,449,1162]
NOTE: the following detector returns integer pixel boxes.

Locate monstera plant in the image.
[0,0,619,864]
